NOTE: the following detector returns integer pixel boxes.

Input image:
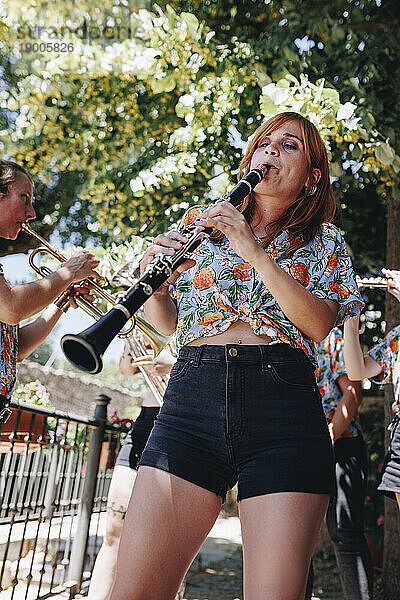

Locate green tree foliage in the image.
[2,0,397,255]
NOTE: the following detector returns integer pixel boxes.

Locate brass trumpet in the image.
[356,275,390,289]
[22,223,168,367]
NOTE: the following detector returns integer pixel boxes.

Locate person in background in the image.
[87,341,175,600]
[0,159,100,419]
[344,269,400,510]
[305,327,373,600]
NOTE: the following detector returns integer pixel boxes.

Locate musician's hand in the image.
[355,276,366,290]
[195,201,263,264]
[140,231,196,292]
[131,351,175,377]
[62,250,101,283]
[382,268,400,302]
[67,281,96,309]
[345,314,361,330]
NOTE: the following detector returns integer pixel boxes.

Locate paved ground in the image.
[4,515,382,599]
[183,516,344,600]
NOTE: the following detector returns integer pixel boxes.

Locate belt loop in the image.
[258,345,268,371]
[191,345,205,367]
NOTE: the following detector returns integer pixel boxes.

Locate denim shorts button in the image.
[229,347,238,357]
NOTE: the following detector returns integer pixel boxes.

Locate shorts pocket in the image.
[168,358,193,383]
[268,360,317,391]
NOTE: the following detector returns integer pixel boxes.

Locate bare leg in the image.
[240,492,329,600]
[396,492,400,510]
[110,466,222,600]
[88,466,137,600]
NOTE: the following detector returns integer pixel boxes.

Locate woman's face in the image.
[250,120,317,204]
[0,174,35,240]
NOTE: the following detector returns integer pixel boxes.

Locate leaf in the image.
[392,155,400,174]
[175,102,191,119]
[285,73,299,85]
[276,78,290,88]
[181,311,195,334]
[260,94,278,117]
[329,162,343,178]
[181,12,199,39]
[321,88,340,107]
[228,282,240,303]
[218,267,235,280]
[197,254,213,270]
[176,280,192,292]
[374,142,395,166]
[351,143,363,161]
[151,74,176,94]
[254,63,272,88]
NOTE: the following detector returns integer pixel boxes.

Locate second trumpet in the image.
[356,275,390,289]
[22,223,167,363]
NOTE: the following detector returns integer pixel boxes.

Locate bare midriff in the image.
[186,319,273,347]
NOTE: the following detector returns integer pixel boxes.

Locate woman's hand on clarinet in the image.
[382,268,400,302]
[195,201,263,264]
[140,231,196,293]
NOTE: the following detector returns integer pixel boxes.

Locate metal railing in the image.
[0,394,127,599]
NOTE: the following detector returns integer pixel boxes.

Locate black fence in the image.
[0,394,127,599]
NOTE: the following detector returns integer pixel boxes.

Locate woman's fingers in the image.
[140,231,190,274]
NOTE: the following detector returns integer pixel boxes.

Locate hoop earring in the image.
[307,185,317,196]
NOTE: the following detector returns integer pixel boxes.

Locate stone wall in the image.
[16,360,140,419]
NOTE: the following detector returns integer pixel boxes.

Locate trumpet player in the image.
[306,329,373,600]
[0,160,101,420]
[344,268,400,510]
[87,341,176,600]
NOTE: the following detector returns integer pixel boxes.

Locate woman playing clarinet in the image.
[110,112,364,600]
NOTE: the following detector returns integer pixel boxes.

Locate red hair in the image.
[211,112,336,255]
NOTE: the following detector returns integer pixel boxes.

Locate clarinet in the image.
[61,163,271,374]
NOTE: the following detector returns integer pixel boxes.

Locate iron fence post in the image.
[43,437,61,520]
[65,394,110,596]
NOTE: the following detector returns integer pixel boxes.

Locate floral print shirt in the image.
[0,264,18,397]
[367,325,400,414]
[173,207,364,366]
[315,327,361,438]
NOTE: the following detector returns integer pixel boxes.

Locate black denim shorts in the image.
[115,406,160,470]
[377,414,400,500]
[139,344,335,501]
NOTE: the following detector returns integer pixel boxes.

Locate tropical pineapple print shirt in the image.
[316,327,361,438]
[0,263,18,397]
[367,325,400,414]
[173,207,364,366]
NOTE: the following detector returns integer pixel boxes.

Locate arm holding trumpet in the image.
[0,160,101,363]
[345,268,400,380]
[0,251,101,326]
